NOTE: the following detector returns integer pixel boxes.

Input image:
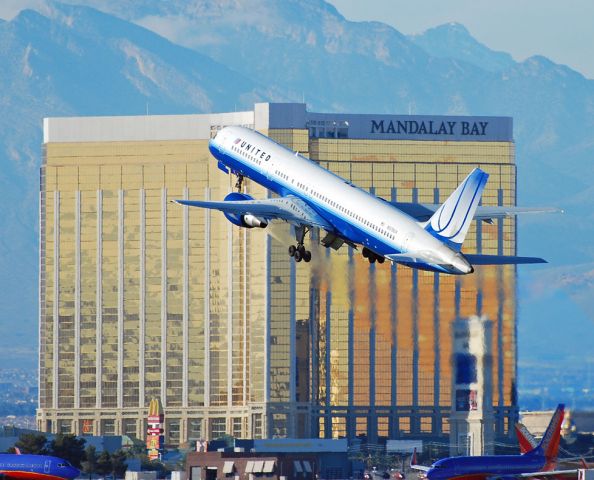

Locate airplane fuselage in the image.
[426,453,547,480]
[0,454,80,480]
[209,126,473,274]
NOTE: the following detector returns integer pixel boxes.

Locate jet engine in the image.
[223,192,268,229]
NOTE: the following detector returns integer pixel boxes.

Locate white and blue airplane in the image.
[175,126,555,275]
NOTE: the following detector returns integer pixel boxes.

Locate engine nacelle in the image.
[223,192,268,229]
[242,214,268,228]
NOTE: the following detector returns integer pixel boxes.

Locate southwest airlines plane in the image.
[175,126,553,274]
[0,453,79,480]
[411,404,577,480]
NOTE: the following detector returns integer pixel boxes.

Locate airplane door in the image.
[44,460,51,473]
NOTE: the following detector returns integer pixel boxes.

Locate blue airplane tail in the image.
[424,168,489,251]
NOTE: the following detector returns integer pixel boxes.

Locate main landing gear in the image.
[289,226,312,263]
[235,174,244,192]
[289,244,311,262]
[362,247,385,264]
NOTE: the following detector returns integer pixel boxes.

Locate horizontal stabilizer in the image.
[393,202,563,222]
[464,254,547,265]
[474,206,563,220]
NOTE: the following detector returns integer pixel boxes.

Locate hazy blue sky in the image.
[328,0,594,79]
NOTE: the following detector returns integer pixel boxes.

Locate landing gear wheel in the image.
[362,248,369,258]
[377,256,385,264]
[369,256,376,264]
[288,225,313,263]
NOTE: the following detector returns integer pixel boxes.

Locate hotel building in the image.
[38,103,517,445]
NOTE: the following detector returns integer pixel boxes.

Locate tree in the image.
[96,451,112,478]
[139,455,170,478]
[48,434,86,468]
[81,445,99,480]
[10,433,48,454]
[110,450,128,479]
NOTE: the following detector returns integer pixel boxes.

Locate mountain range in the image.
[0,0,592,403]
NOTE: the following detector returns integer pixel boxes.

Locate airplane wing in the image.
[392,202,562,223]
[174,195,334,230]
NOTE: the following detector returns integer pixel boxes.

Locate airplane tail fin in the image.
[424,168,489,251]
[515,422,538,454]
[528,404,565,469]
[410,448,430,473]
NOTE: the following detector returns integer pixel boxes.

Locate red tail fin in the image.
[515,422,538,454]
[536,404,564,470]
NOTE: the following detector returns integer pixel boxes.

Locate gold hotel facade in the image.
[38,103,517,445]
